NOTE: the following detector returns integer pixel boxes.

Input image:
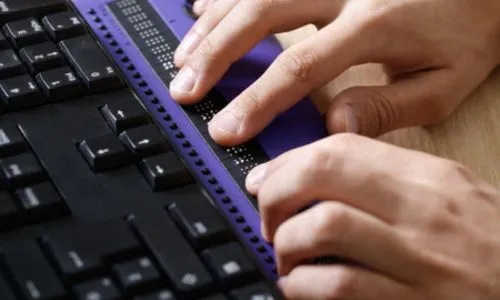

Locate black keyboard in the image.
[0,1,282,299]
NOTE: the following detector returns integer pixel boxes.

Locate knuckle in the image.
[326,267,358,299]
[275,47,316,85]
[366,88,399,136]
[311,203,351,244]
[327,133,360,160]
[242,0,275,18]
[194,35,219,65]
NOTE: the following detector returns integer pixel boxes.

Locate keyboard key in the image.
[0,191,21,231]
[134,289,177,300]
[0,270,17,300]
[0,50,25,79]
[0,153,46,189]
[2,18,48,48]
[2,240,67,300]
[42,11,85,41]
[112,257,162,294]
[229,282,282,300]
[0,0,66,24]
[0,122,28,157]
[14,182,67,222]
[119,124,170,157]
[79,134,134,172]
[36,67,84,101]
[202,242,259,287]
[41,220,142,281]
[0,75,46,110]
[100,101,150,133]
[0,32,9,49]
[59,36,123,92]
[19,42,65,74]
[128,212,215,296]
[168,192,231,249]
[74,277,121,300]
[139,153,193,191]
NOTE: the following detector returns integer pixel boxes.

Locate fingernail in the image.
[170,66,196,93]
[246,163,268,189]
[175,31,201,64]
[344,104,358,133]
[209,110,240,134]
[193,0,208,14]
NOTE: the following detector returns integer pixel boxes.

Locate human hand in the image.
[242,133,500,299]
[170,0,500,145]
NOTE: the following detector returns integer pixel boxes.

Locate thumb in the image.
[326,69,460,137]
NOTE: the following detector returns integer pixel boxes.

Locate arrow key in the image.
[79,134,134,172]
[119,124,170,158]
[36,67,84,101]
[139,152,193,191]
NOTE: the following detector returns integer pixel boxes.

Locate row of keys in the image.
[0,123,68,231]
[0,199,278,300]
[0,34,123,112]
[2,12,85,49]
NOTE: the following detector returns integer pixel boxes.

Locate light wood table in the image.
[277,25,500,188]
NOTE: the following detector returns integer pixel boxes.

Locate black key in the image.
[74,277,121,300]
[2,241,67,300]
[229,282,282,300]
[42,11,85,41]
[128,212,215,296]
[0,269,17,300]
[0,32,9,49]
[19,42,65,74]
[36,67,84,101]
[0,0,66,24]
[168,192,231,249]
[0,122,28,157]
[119,124,170,157]
[202,242,259,287]
[0,49,24,79]
[100,101,150,133]
[0,191,21,231]
[79,134,134,172]
[0,153,46,189]
[59,36,123,92]
[14,182,67,222]
[134,290,177,300]
[0,75,46,110]
[2,18,48,48]
[139,153,193,191]
[41,219,142,281]
[112,256,162,294]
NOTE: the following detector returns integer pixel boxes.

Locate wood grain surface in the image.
[276,25,500,188]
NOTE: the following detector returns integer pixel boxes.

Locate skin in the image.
[169,0,500,298]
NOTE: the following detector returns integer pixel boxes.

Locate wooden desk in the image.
[277,26,500,188]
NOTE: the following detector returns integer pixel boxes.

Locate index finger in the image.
[207,18,369,145]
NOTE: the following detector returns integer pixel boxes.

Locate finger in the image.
[326,68,463,137]
[274,202,418,282]
[192,0,218,16]
[170,0,340,105]
[206,16,373,146]
[257,133,437,241]
[174,0,238,66]
[279,265,413,300]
